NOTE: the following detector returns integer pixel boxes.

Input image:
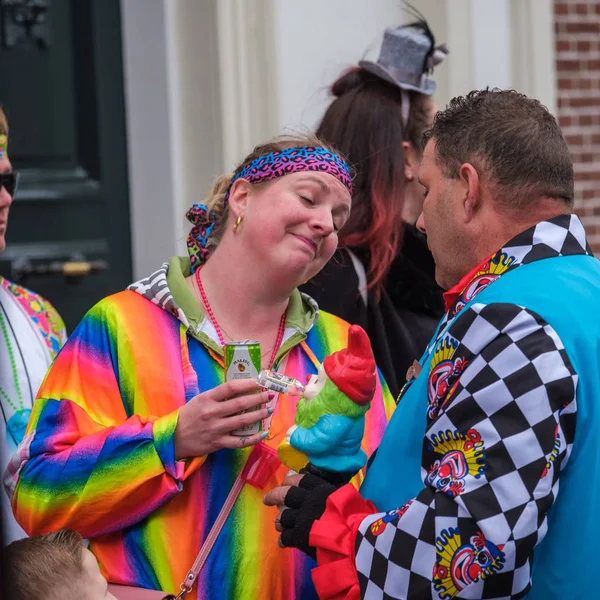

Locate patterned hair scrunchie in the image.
[186,146,352,272]
[186,203,219,274]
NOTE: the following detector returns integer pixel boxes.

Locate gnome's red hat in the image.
[322,325,377,405]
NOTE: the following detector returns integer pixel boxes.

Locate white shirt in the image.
[0,276,66,542]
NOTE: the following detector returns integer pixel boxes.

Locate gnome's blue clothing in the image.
[290,414,367,473]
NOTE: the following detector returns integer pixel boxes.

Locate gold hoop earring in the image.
[233,215,244,234]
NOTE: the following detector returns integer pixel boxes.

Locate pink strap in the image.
[178,352,293,595]
[178,442,281,595]
[180,472,246,593]
[107,584,175,599]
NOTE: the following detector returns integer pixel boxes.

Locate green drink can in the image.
[225,340,263,436]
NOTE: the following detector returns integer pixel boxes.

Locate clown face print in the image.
[427,335,467,420]
[369,500,414,537]
[433,528,505,599]
[425,429,487,497]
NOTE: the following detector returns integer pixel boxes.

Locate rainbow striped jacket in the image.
[7,258,395,599]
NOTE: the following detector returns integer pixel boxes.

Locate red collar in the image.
[442,254,494,312]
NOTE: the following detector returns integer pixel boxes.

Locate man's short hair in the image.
[4,529,86,600]
[424,89,574,208]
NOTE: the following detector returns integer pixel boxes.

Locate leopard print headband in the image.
[186,146,352,272]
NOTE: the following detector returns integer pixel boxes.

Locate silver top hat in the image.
[359,24,448,95]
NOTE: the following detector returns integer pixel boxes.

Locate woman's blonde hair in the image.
[198,132,345,254]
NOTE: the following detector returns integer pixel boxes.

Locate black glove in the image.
[279,473,336,559]
[302,462,357,486]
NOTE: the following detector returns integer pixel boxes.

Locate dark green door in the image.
[0,0,131,332]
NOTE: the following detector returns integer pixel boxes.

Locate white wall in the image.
[166,0,223,255]
[411,0,513,106]
[273,0,404,131]
[121,0,556,278]
[215,0,407,172]
[121,0,178,278]
[216,0,280,171]
[271,0,527,131]
[472,0,513,90]
[412,0,556,112]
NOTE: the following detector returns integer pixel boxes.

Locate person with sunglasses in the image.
[0,106,67,544]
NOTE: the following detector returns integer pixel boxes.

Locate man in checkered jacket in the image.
[265,89,600,599]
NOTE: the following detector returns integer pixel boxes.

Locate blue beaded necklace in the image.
[0,298,32,446]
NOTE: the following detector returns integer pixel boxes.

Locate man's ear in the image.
[227,178,251,216]
[458,163,480,222]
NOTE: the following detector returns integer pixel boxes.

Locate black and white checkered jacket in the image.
[310,215,594,600]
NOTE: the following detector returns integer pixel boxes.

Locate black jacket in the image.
[301,226,444,399]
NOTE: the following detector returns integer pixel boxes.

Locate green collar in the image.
[166,256,318,358]
[166,256,202,328]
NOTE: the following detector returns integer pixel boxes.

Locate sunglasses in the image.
[0,171,19,197]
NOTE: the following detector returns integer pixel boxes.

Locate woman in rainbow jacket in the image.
[6,133,395,599]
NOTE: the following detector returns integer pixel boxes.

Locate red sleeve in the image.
[309,484,377,600]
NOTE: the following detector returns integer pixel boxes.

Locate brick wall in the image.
[555,0,600,252]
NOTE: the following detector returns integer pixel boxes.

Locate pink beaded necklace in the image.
[195,268,286,368]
